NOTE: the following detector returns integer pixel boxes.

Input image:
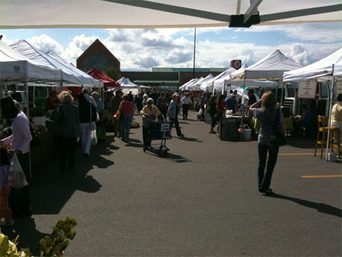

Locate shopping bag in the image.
[91,129,98,145]
[9,153,29,189]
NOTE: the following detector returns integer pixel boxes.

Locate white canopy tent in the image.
[230,49,303,80]
[283,48,342,160]
[10,40,83,85]
[212,67,238,92]
[188,74,214,91]
[179,78,198,91]
[46,51,103,88]
[1,1,341,28]
[184,78,202,91]
[283,48,342,82]
[201,68,236,92]
[117,77,140,95]
[117,77,139,88]
[0,41,61,81]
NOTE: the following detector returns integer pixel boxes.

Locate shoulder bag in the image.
[270,109,287,146]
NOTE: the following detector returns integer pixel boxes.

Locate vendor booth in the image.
[117,76,140,95]
[283,48,342,160]
[87,68,118,89]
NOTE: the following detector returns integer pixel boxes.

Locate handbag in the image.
[271,109,287,146]
[9,153,29,189]
[271,130,287,146]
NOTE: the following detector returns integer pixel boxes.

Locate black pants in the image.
[170,117,182,136]
[9,185,31,219]
[142,126,151,147]
[182,104,189,119]
[258,143,279,190]
[59,136,77,172]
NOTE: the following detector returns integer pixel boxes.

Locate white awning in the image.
[1,1,341,29]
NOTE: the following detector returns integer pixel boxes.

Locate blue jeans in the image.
[258,143,279,190]
[121,114,133,140]
[79,122,93,155]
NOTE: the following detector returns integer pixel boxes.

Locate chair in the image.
[330,127,341,157]
[314,116,341,158]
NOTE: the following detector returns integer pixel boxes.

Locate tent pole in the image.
[279,78,284,106]
[25,78,33,179]
[325,64,335,161]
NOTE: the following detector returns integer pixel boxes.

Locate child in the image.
[0,146,14,226]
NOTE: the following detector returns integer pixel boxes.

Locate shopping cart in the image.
[144,120,171,156]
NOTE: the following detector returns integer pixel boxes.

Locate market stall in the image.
[283,47,342,159]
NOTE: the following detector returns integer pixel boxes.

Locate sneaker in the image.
[259,188,274,195]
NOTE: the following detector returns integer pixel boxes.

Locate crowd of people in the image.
[0,86,341,229]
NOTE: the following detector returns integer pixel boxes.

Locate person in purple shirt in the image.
[1,96,32,218]
[249,91,285,195]
[1,96,32,178]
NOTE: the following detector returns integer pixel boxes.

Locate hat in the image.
[146,98,154,104]
[82,88,89,94]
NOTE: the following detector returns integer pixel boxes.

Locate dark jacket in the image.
[55,103,79,138]
[78,94,97,123]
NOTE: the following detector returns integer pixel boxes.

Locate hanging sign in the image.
[298,79,316,99]
[230,59,241,70]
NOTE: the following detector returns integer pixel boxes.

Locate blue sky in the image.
[1,22,341,71]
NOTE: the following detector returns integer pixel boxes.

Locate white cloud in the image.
[247,22,342,43]
[27,34,64,56]
[5,25,340,71]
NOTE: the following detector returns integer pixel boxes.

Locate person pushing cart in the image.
[140,98,171,155]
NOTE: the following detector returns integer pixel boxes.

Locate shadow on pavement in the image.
[1,217,48,256]
[286,136,316,149]
[0,135,117,255]
[267,193,342,218]
[30,135,115,215]
[177,136,202,142]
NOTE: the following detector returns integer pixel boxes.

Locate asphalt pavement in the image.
[1,111,341,257]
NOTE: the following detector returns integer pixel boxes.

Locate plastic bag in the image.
[9,153,28,189]
[91,130,98,145]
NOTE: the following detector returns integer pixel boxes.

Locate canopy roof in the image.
[117,77,139,88]
[211,67,238,91]
[47,51,103,88]
[189,74,214,91]
[230,49,303,80]
[87,68,118,88]
[199,68,236,92]
[179,78,198,91]
[0,41,61,81]
[1,1,341,28]
[283,48,342,82]
[10,40,83,84]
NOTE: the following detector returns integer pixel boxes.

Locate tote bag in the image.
[9,153,29,189]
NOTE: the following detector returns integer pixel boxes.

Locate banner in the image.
[298,80,316,99]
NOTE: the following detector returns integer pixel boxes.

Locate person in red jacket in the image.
[118,94,135,142]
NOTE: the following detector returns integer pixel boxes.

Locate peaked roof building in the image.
[77,39,120,74]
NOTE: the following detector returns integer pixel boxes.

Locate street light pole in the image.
[192,27,196,78]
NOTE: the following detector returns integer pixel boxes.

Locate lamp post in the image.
[192,27,196,78]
